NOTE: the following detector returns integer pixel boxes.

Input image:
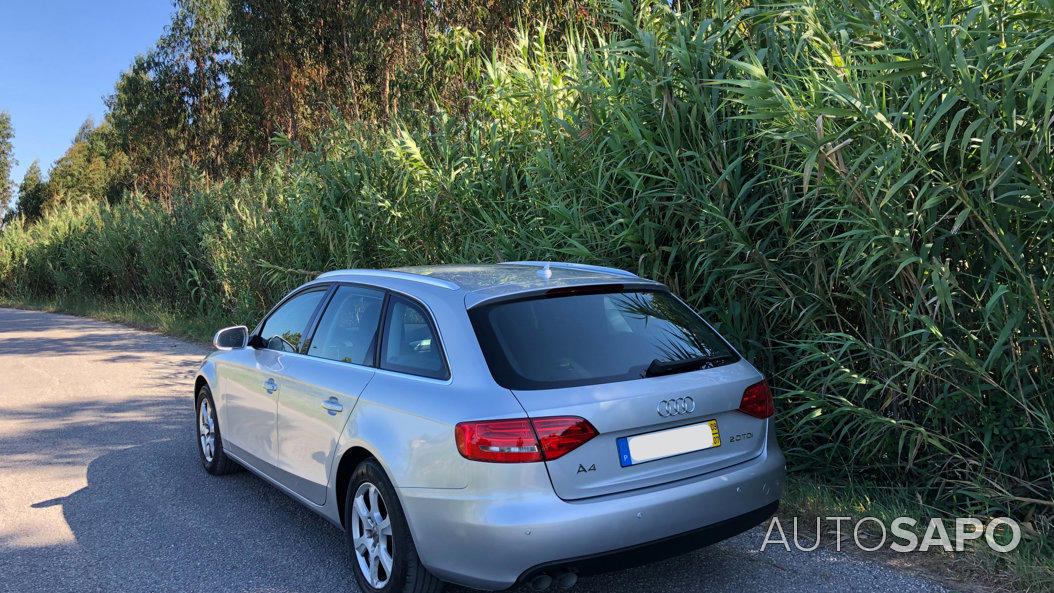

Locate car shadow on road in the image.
[0,397,187,472]
[16,436,358,592]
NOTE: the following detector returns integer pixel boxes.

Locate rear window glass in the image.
[469,290,737,390]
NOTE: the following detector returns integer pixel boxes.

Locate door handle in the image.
[321,398,343,415]
[263,378,278,394]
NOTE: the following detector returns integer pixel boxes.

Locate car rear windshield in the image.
[469,289,738,390]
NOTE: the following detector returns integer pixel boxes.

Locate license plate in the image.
[616,420,720,467]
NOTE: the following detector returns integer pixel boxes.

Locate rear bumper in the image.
[518,500,778,584]
[399,437,785,590]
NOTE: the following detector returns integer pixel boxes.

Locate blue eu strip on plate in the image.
[616,437,633,467]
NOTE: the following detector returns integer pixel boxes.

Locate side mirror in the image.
[213,326,248,350]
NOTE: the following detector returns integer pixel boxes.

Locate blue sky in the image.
[1,0,173,193]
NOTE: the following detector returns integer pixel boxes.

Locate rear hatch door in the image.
[468,286,768,500]
[513,360,767,500]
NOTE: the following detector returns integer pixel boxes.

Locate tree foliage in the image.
[47,118,130,209]
[0,111,15,219]
[27,0,602,205]
[14,161,47,221]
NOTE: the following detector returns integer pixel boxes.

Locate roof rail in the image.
[499,261,638,279]
[316,269,460,290]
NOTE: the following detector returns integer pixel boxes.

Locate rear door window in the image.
[258,289,327,353]
[380,297,449,380]
[469,290,738,389]
[306,285,386,365]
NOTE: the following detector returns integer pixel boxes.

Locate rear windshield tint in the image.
[469,290,738,390]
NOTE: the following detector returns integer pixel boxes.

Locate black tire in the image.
[195,383,239,475]
[345,459,443,593]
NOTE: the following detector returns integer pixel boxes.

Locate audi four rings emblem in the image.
[656,397,695,417]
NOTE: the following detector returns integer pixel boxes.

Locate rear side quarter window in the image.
[379,296,450,380]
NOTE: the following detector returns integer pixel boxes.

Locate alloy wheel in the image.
[198,399,215,463]
[351,481,394,588]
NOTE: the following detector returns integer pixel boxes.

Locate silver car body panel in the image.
[196,263,785,589]
[273,353,375,503]
[216,348,281,466]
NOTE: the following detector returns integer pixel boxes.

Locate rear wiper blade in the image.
[644,354,736,378]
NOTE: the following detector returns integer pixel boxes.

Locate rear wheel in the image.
[195,384,238,475]
[345,459,442,593]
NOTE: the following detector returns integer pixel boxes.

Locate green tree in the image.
[107,54,188,200]
[156,0,235,177]
[15,160,47,221]
[0,111,15,218]
[11,0,600,210]
[228,0,338,144]
[48,118,129,207]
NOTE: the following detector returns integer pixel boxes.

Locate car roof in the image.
[314,262,666,308]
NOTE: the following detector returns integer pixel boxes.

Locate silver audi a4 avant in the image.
[195,262,785,593]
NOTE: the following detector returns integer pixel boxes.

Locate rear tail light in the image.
[739,380,775,418]
[454,418,541,463]
[455,416,598,463]
[531,417,599,459]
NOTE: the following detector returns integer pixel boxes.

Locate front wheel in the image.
[345,459,443,593]
[195,384,238,475]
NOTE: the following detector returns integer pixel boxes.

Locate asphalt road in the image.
[0,307,949,593]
